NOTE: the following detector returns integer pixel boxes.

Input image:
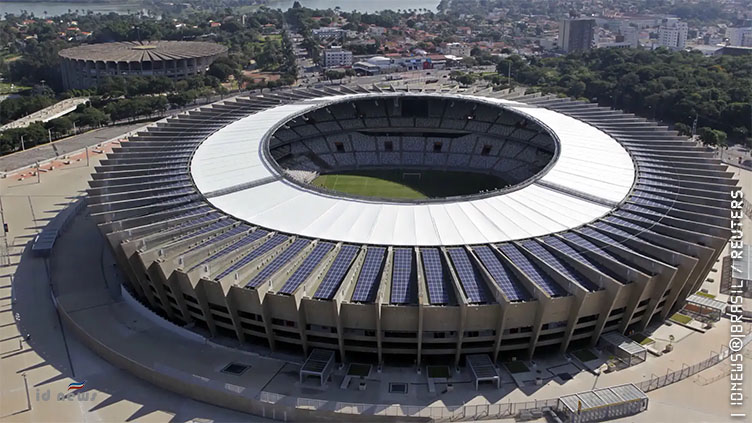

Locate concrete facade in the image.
[59,41,227,90]
[85,88,734,369]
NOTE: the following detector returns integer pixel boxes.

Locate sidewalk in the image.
[0,97,88,131]
[0,123,146,175]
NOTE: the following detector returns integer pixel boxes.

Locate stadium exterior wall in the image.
[87,88,734,367]
[59,44,227,90]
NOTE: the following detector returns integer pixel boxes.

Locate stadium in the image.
[59,40,228,90]
[86,86,733,369]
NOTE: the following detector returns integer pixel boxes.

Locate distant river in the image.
[0,2,146,16]
[0,0,438,17]
[267,0,439,12]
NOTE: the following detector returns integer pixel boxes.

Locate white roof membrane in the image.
[191,93,635,246]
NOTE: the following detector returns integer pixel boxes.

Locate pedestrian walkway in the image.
[0,97,88,131]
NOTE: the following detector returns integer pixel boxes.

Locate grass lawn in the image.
[503,361,530,374]
[670,312,693,325]
[0,82,30,94]
[572,349,599,362]
[629,333,655,346]
[695,291,716,299]
[311,169,506,200]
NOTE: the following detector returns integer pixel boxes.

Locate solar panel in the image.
[247,238,311,288]
[391,248,416,304]
[279,242,334,294]
[313,245,359,300]
[541,236,627,284]
[171,219,232,244]
[351,247,386,302]
[420,248,451,305]
[215,233,288,279]
[189,228,269,271]
[498,243,567,297]
[520,240,599,292]
[605,216,654,233]
[630,196,670,210]
[613,210,662,227]
[473,246,530,302]
[447,248,491,303]
[591,222,636,242]
[622,203,663,218]
[182,224,248,254]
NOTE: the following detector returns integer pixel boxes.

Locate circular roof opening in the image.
[266,95,559,203]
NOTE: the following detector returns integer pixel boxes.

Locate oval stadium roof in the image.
[59,40,228,62]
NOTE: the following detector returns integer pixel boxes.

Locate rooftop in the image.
[59,40,227,62]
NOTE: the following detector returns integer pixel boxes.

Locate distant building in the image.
[368,26,387,36]
[559,18,595,53]
[657,17,687,50]
[312,27,346,39]
[58,40,227,90]
[323,46,352,68]
[442,42,472,57]
[618,25,640,48]
[352,55,436,75]
[715,46,752,56]
[597,41,633,49]
[727,27,752,47]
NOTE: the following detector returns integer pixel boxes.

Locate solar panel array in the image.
[350,247,386,302]
[420,248,451,304]
[314,245,360,300]
[83,86,738,365]
[279,242,334,294]
[498,243,567,297]
[183,224,249,254]
[578,227,637,254]
[447,248,490,303]
[541,236,627,284]
[215,234,288,279]
[391,248,416,304]
[247,238,311,288]
[520,240,599,292]
[189,228,269,271]
[472,246,530,301]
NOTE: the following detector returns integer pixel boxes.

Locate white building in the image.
[619,25,639,48]
[312,27,346,39]
[727,27,752,47]
[657,17,688,50]
[323,46,352,68]
[442,42,472,57]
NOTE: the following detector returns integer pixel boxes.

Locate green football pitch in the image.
[311,169,506,200]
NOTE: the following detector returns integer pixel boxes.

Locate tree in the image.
[325,69,345,81]
[207,61,236,81]
[698,127,718,146]
[76,107,109,127]
[45,116,73,133]
[168,90,198,108]
[674,122,691,136]
[716,129,728,147]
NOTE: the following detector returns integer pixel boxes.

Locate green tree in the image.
[45,116,73,133]
[674,122,691,136]
[698,127,718,146]
[76,107,109,127]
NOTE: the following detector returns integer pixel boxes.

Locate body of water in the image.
[0,0,438,17]
[267,0,439,12]
[0,2,146,16]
